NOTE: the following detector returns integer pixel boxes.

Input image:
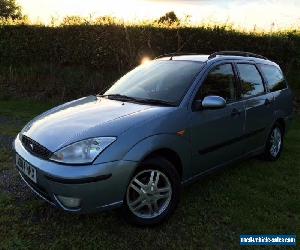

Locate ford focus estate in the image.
[14,51,293,226]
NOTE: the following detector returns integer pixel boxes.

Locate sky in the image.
[17,0,300,30]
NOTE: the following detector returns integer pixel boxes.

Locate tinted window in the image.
[260,64,287,91]
[237,64,265,98]
[196,64,236,102]
[105,60,203,104]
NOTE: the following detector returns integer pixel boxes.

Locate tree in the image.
[0,0,22,19]
[94,16,119,25]
[158,11,179,24]
[62,16,87,25]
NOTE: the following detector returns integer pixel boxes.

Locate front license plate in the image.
[16,154,37,183]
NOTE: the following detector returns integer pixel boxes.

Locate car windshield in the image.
[104,60,203,105]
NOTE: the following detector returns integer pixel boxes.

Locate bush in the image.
[0,23,300,101]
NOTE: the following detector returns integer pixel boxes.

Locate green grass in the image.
[0,100,299,249]
[0,149,13,171]
[0,100,55,137]
[0,100,55,121]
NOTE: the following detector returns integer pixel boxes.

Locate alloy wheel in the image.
[269,127,282,157]
[126,169,172,219]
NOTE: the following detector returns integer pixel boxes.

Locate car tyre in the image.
[122,156,181,226]
[262,122,284,161]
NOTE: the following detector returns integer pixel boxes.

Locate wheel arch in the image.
[122,134,191,181]
[140,148,183,179]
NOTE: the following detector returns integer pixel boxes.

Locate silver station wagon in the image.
[14,51,293,226]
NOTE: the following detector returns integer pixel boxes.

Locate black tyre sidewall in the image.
[122,156,181,226]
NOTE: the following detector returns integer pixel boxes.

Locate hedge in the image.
[0,24,300,101]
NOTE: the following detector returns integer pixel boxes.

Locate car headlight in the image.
[50,137,116,164]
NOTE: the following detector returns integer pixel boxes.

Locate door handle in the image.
[231,108,241,117]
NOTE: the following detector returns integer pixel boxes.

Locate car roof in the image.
[158,55,210,62]
[157,52,279,67]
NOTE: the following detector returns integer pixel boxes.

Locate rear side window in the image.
[196,63,236,102]
[237,64,265,98]
[260,64,287,91]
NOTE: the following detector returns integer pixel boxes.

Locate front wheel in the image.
[262,123,284,161]
[122,157,181,226]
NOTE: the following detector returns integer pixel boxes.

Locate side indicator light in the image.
[176,130,185,137]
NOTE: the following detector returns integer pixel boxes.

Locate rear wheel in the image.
[122,157,180,226]
[262,123,284,161]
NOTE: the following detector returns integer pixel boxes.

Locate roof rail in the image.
[208,51,267,60]
[155,52,199,60]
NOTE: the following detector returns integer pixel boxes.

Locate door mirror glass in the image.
[201,95,226,109]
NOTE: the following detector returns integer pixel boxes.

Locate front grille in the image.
[21,135,52,160]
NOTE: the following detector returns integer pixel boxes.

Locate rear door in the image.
[235,62,274,152]
[188,62,246,175]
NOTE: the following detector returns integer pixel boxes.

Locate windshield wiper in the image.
[98,94,175,106]
[135,98,176,107]
[98,94,139,102]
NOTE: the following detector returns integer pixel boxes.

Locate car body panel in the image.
[188,101,246,174]
[93,106,188,164]
[122,133,192,180]
[272,88,294,122]
[14,136,137,212]
[21,95,174,152]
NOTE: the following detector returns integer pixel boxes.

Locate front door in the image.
[188,63,246,175]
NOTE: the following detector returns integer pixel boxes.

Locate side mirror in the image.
[194,95,226,110]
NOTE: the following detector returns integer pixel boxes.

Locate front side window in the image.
[237,64,265,98]
[105,60,203,105]
[196,63,236,102]
[260,64,287,91]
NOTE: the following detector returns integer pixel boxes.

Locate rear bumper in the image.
[14,135,138,213]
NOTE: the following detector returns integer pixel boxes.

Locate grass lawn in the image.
[0,100,299,249]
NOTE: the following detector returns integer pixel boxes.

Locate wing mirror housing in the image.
[194,95,226,110]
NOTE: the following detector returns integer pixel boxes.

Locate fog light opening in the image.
[56,195,81,209]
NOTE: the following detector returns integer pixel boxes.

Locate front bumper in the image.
[14,135,137,213]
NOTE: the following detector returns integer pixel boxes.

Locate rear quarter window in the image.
[236,63,265,98]
[260,64,287,91]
